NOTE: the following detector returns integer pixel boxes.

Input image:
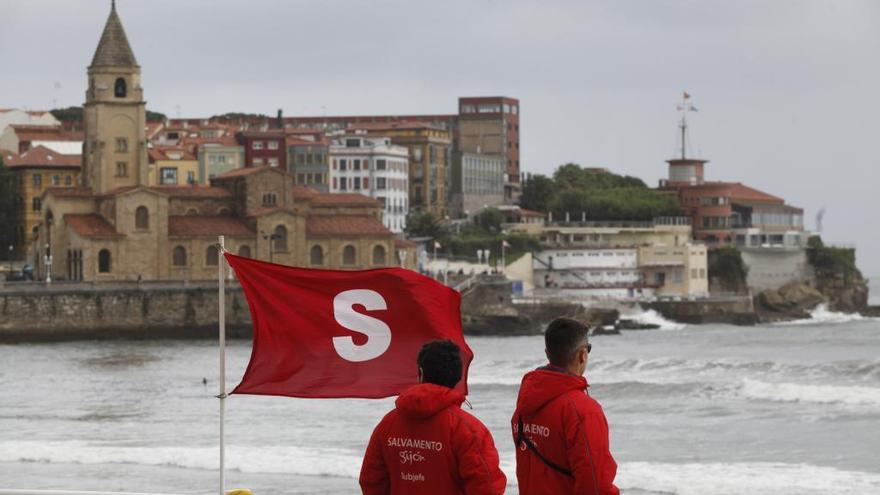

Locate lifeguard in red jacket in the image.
[360,340,507,494]
[511,318,619,495]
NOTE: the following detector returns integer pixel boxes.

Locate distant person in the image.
[511,317,619,495]
[360,340,506,495]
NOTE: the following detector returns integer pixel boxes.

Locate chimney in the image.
[276,109,283,129]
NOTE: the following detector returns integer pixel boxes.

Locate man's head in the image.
[417,340,463,388]
[544,317,591,376]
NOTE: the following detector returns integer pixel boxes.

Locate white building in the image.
[0,109,60,137]
[534,248,648,299]
[329,134,409,233]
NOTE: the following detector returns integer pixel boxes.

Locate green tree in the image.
[519,174,554,212]
[0,156,20,261]
[405,211,449,241]
[708,247,748,292]
[51,106,166,122]
[475,207,504,234]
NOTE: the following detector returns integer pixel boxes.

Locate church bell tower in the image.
[83,1,147,194]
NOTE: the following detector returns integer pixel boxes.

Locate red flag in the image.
[225,253,472,399]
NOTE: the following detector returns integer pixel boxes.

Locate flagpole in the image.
[218,235,227,495]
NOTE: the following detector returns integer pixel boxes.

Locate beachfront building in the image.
[328,134,409,233]
[449,151,505,218]
[32,3,415,283]
[510,217,708,299]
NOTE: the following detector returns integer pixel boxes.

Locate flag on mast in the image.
[225,253,472,398]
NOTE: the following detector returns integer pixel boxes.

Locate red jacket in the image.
[511,366,619,495]
[360,383,507,495]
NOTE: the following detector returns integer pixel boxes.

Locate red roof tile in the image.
[5,146,81,168]
[46,187,93,198]
[168,215,255,237]
[9,125,83,142]
[307,215,391,237]
[148,147,197,162]
[64,214,122,238]
[150,185,232,198]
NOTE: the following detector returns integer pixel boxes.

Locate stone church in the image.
[37,3,414,282]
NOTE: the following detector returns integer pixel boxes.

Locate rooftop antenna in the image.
[676,91,698,159]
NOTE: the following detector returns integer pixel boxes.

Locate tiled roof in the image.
[213,166,285,179]
[307,215,391,237]
[90,3,138,67]
[168,215,254,237]
[308,192,381,207]
[64,214,123,238]
[148,147,197,162]
[150,185,232,198]
[395,238,417,248]
[1,149,19,163]
[46,187,93,198]
[9,125,83,142]
[5,146,81,168]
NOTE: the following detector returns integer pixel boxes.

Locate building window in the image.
[98,249,111,273]
[377,177,387,190]
[173,246,187,266]
[296,173,305,184]
[339,159,347,171]
[342,245,356,266]
[206,245,219,266]
[114,77,126,98]
[268,141,279,150]
[186,171,195,184]
[339,178,348,191]
[268,157,279,167]
[345,138,360,148]
[135,206,149,229]
[160,167,177,184]
[273,225,287,252]
[372,245,386,265]
[116,162,128,177]
[353,177,361,190]
[253,141,264,150]
[252,158,264,166]
[376,159,387,170]
[262,193,277,206]
[116,137,128,153]
[353,159,361,171]
[32,198,41,212]
[64,175,72,186]
[52,175,60,186]
[238,245,251,258]
[32,174,42,188]
[310,245,324,266]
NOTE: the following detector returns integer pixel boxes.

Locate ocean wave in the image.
[772,304,871,326]
[0,440,363,479]
[620,308,686,331]
[617,461,880,495]
[738,378,880,408]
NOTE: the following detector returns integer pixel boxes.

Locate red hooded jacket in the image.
[360,383,507,495]
[511,366,619,495]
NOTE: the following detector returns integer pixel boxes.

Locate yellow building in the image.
[147,147,200,185]
[3,146,80,258]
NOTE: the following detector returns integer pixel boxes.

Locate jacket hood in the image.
[396,383,465,419]
[515,366,588,415]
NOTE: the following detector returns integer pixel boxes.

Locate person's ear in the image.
[418,366,424,383]
[579,346,588,364]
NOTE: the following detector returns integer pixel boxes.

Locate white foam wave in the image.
[0,440,362,478]
[621,308,686,330]
[774,304,868,326]
[739,378,880,408]
[617,461,880,495]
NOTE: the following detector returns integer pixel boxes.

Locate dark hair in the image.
[545,317,589,367]
[417,340,463,388]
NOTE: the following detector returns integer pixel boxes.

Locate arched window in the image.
[238,245,251,258]
[273,225,287,252]
[135,206,149,229]
[186,208,199,215]
[114,77,127,98]
[218,207,231,216]
[98,249,111,273]
[343,245,357,266]
[172,246,186,266]
[372,245,387,265]
[310,245,324,266]
[206,245,219,266]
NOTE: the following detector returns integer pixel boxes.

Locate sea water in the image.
[1,306,879,494]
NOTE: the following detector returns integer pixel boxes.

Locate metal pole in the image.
[217,235,226,495]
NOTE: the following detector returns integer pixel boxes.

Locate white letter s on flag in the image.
[332,289,392,362]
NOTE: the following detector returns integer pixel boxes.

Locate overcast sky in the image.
[4,0,879,275]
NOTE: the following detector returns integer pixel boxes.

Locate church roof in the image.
[64,214,123,239]
[306,215,392,237]
[168,215,255,237]
[90,2,138,68]
[4,146,81,169]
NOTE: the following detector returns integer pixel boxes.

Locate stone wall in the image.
[0,284,252,341]
[740,248,813,292]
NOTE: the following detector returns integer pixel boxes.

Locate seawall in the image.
[0,282,253,341]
